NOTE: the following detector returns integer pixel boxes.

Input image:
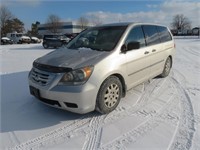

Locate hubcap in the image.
[104,83,119,108]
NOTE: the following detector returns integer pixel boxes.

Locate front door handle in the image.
[144,51,149,55]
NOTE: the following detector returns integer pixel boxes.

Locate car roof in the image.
[96,22,134,27]
[95,22,168,28]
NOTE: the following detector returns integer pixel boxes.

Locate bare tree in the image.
[89,15,103,26]
[0,5,13,36]
[46,14,63,34]
[77,16,89,30]
[171,14,191,31]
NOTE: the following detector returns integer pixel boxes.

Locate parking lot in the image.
[0,37,200,150]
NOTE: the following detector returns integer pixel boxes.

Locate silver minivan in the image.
[28,22,175,114]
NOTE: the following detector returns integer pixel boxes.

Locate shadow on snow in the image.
[0,71,97,133]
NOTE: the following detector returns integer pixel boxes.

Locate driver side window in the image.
[126,26,146,48]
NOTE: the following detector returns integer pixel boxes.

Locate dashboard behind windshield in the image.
[67,26,127,51]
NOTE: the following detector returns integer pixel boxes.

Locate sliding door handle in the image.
[152,49,156,52]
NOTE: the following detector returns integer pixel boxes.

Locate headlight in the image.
[59,66,94,85]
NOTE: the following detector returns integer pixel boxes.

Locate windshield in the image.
[67,26,127,51]
[16,34,23,37]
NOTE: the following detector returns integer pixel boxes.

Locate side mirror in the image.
[127,41,140,50]
[121,44,127,53]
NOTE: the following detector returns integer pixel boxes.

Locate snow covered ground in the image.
[0,37,200,150]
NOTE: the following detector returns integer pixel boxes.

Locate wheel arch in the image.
[108,73,127,98]
[168,55,173,68]
[95,73,126,114]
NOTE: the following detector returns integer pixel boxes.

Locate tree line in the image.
[0,5,197,38]
[0,6,24,37]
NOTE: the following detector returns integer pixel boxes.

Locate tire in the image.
[43,43,48,49]
[160,57,172,78]
[96,76,122,114]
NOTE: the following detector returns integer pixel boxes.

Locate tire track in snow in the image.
[100,78,179,150]
[9,78,168,150]
[184,46,200,57]
[177,47,200,73]
[9,113,95,150]
[8,132,20,146]
[82,115,106,150]
[82,78,172,150]
[58,78,167,150]
[168,72,195,150]
[104,79,165,124]
[80,79,164,150]
[42,79,163,150]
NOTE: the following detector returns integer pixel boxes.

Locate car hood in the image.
[31,37,38,40]
[35,48,109,69]
[21,36,30,39]
[2,37,10,40]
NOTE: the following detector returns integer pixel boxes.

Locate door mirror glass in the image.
[127,41,140,50]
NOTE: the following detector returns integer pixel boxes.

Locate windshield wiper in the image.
[90,47,104,51]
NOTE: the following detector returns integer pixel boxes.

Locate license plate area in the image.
[29,86,40,99]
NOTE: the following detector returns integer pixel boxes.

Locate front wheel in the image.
[96,76,122,114]
[160,57,172,78]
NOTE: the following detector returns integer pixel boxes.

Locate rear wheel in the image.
[43,43,48,49]
[160,57,172,77]
[96,76,122,114]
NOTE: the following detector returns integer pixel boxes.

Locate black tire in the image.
[160,57,172,78]
[43,43,48,49]
[96,76,122,114]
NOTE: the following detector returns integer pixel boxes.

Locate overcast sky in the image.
[2,0,200,30]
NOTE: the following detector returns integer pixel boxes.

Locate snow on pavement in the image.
[0,38,200,150]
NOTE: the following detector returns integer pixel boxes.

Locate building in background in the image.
[192,27,200,35]
[38,21,92,36]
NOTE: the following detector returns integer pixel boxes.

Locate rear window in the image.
[157,26,172,42]
[142,25,160,46]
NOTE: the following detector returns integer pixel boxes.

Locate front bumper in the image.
[20,39,31,43]
[28,69,98,114]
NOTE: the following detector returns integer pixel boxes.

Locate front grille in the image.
[30,68,54,86]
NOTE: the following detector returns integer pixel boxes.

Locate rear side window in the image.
[44,35,59,40]
[126,26,146,48]
[142,25,160,46]
[157,26,172,42]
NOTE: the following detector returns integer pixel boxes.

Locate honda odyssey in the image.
[28,22,175,114]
